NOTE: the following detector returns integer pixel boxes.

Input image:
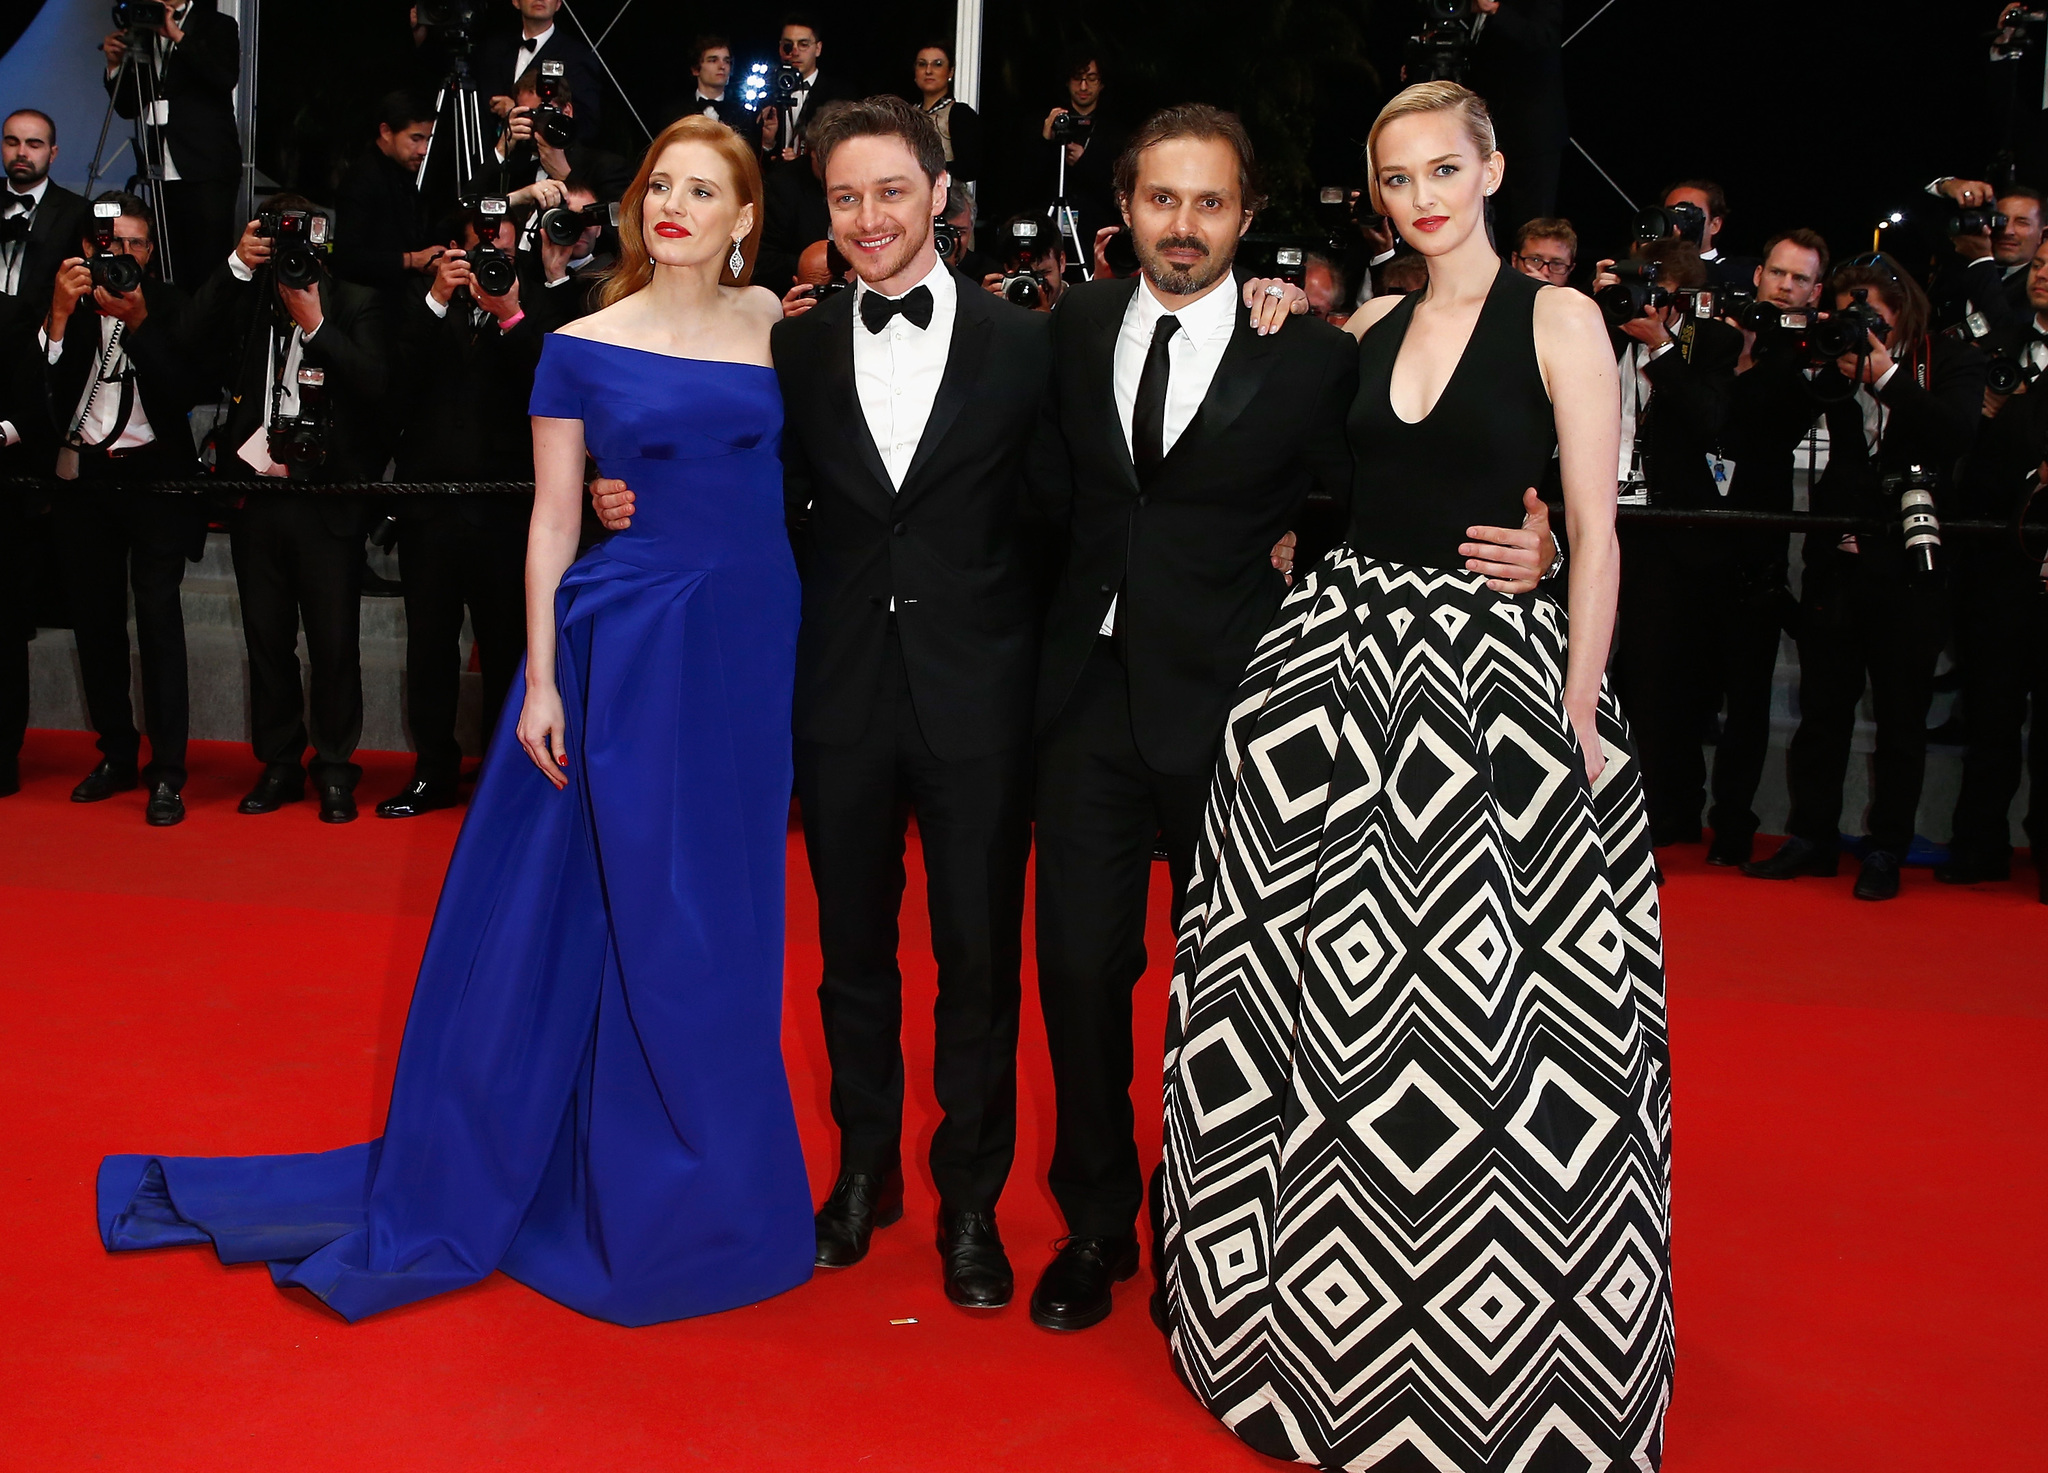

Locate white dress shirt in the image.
[42,315,156,455]
[1102,269,1239,632]
[784,69,822,136]
[0,175,51,297]
[225,250,318,475]
[135,3,194,180]
[852,257,955,490]
[1616,337,1674,492]
[512,23,555,85]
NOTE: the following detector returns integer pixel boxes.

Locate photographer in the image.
[1039,53,1122,254]
[40,191,206,826]
[663,35,754,142]
[528,172,610,330]
[1700,228,1830,866]
[979,213,1065,313]
[495,65,629,215]
[1935,235,2048,901]
[476,0,602,145]
[376,205,538,819]
[1509,216,1575,287]
[100,0,241,286]
[1927,178,2044,335]
[756,100,842,299]
[759,15,858,167]
[1,109,88,316]
[196,199,389,824]
[1657,180,1751,294]
[1466,0,1566,237]
[1596,238,1742,847]
[912,39,982,186]
[333,92,442,296]
[1745,254,1986,899]
[941,182,999,287]
[1303,251,1348,323]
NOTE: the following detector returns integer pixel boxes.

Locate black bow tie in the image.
[860,284,933,334]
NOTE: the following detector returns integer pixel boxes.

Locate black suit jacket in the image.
[474,25,604,142]
[44,277,204,474]
[776,276,1051,762]
[1,183,89,327]
[332,145,436,296]
[1931,254,2031,336]
[1034,275,1357,775]
[392,283,543,487]
[107,5,241,182]
[1624,315,1740,509]
[195,260,389,524]
[756,163,828,299]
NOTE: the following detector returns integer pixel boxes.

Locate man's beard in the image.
[1139,232,1232,297]
[841,220,927,287]
[5,160,46,188]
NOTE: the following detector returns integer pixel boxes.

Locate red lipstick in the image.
[1413,215,1448,233]
[653,222,689,238]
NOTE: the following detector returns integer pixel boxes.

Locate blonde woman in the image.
[97,117,815,1328]
[1159,84,1674,1468]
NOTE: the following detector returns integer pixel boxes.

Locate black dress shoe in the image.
[144,782,185,827]
[238,768,306,815]
[375,778,461,819]
[1705,830,1754,867]
[813,1170,903,1267]
[71,759,139,803]
[1029,1235,1139,1332]
[318,783,358,824]
[0,759,18,798]
[938,1207,1013,1309]
[1853,850,1901,901]
[1742,835,1838,880]
[1934,851,2009,885]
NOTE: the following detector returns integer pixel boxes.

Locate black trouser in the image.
[397,502,528,785]
[229,495,364,790]
[0,483,34,778]
[1034,640,1210,1240]
[159,177,239,292]
[1785,551,1947,859]
[1617,534,1788,846]
[52,450,205,789]
[795,627,1032,1212]
[1948,550,2047,864]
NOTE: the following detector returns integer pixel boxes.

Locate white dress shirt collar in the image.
[1131,267,1239,344]
[854,253,952,309]
[852,259,957,496]
[3,176,51,212]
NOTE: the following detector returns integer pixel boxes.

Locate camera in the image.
[413,0,480,29]
[1884,464,1943,575]
[933,216,962,262]
[1725,287,1818,342]
[769,61,804,102]
[86,200,143,294]
[111,0,167,36]
[1049,109,1093,146]
[530,59,573,150]
[256,205,329,289]
[1945,204,2008,237]
[1810,287,1888,359]
[1993,8,2047,58]
[1632,201,1708,248]
[1405,0,1475,84]
[539,198,617,247]
[268,366,329,470]
[1595,259,1669,329]
[465,196,516,297]
[1000,218,1048,307]
[1985,346,2042,395]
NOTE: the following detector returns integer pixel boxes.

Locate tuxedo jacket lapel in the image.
[1175,302,1278,459]
[814,290,896,515]
[1079,277,1142,492]
[895,275,991,508]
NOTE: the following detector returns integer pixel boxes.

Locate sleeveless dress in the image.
[94,336,815,1327]
[1160,266,1674,1470]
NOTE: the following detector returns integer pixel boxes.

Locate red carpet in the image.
[0,728,2039,1471]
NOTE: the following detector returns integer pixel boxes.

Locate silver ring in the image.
[1265,284,1286,299]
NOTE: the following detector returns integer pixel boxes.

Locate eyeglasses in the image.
[1514,252,1573,278]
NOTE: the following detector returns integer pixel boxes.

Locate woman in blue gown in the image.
[95,116,815,1327]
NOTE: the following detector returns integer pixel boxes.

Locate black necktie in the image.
[1132,314,1181,473]
[860,285,933,334]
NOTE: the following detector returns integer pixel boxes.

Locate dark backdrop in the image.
[253,0,2018,278]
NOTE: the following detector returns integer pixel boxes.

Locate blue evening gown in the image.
[95,335,815,1326]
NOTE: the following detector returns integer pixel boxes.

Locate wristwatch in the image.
[1542,545,1566,582]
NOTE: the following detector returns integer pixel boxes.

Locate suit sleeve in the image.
[1643,323,1737,448]
[332,169,410,295]
[1301,331,1358,517]
[947,104,984,183]
[1875,342,1984,480]
[303,285,389,403]
[122,288,204,415]
[180,13,241,96]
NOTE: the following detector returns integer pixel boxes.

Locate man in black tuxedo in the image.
[758,15,860,169]
[333,92,443,298]
[591,97,1048,1313]
[197,199,388,824]
[1927,179,2044,336]
[375,209,540,819]
[476,0,603,145]
[662,35,756,144]
[41,192,207,826]
[101,1,241,287]
[754,103,837,298]
[494,71,629,250]
[0,307,48,800]
[1,110,89,314]
[1597,239,1744,847]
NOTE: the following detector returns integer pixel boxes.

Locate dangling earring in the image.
[729,239,745,277]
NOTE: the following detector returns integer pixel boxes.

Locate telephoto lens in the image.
[1888,465,1943,576]
[1809,289,1888,360]
[1595,259,1665,330]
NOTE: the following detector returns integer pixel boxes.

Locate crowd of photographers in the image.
[0,1,2040,905]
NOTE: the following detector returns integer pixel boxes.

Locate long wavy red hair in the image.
[596,115,764,308]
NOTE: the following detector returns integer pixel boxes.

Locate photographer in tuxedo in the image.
[100,1,241,285]
[1026,104,1554,1332]
[197,200,388,824]
[1927,177,2044,335]
[1595,238,1742,847]
[374,203,540,819]
[476,0,603,145]
[41,192,207,826]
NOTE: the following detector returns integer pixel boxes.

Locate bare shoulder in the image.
[1530,282,1608,351]
[1345,294,1404,342]
[730,283,783,324]
[553,298,629,342]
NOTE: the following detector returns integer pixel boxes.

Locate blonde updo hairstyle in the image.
[1363,81,1499,215]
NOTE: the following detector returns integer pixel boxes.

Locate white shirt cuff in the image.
[228,251,254,282]
[1370,248,1397,267]
[38,327,59,364]
[1647,339,1676,361]
[1873,362,1901,392]
[0,420,17,447]
[424,290,450,318]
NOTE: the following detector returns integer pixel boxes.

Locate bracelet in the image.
[497,309,526,331]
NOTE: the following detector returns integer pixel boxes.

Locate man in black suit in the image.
[1,109,90,314]
[754,102,838,298]
[41,192,207,826]
[197,198,388,824]
[101,1,241,287]
[758,15,860,169]
[662,35,756,143]
[1927,179,2044,336]
[1745,256,1986,900]
[375,208,540,819]
[494,71,629,251]
[1027,106,1358,1332]
[0,309,48,800]
[1659,179,1756,296]
[476,0,603,145]
[591,97,1048,1313]
[333,92,443,297]
[1597,239,1744,847]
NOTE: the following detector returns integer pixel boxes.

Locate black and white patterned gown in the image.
[1160,265,1673,1471]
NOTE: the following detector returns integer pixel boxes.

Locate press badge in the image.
[1707,453,1736,497]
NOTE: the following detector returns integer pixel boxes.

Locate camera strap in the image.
[66,318,137,454]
